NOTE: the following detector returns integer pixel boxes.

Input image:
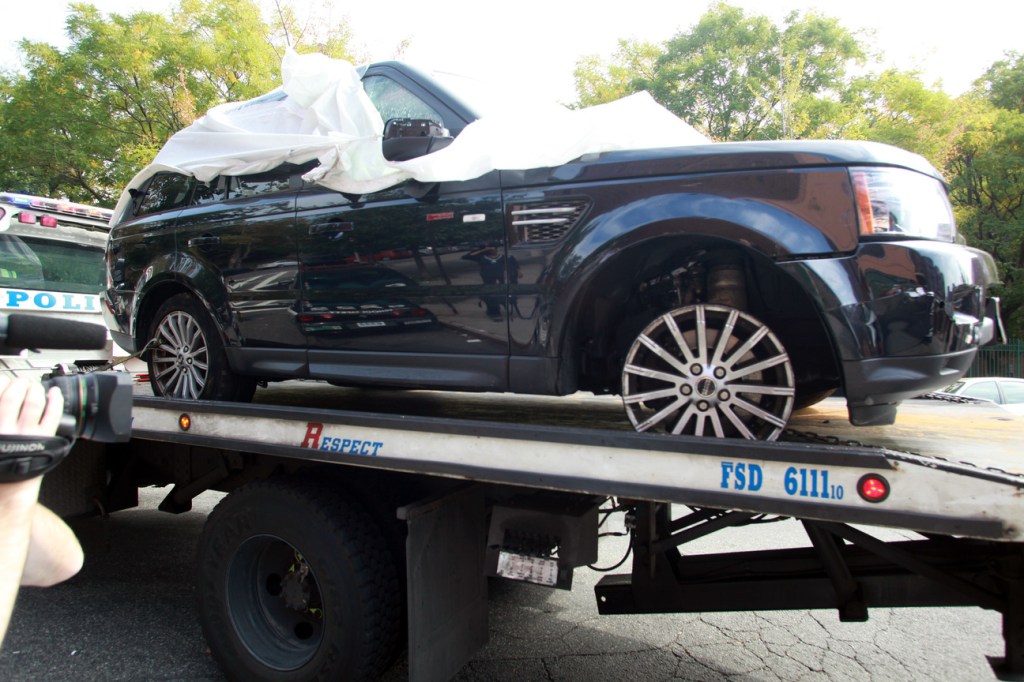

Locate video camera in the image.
[0,313,133,482]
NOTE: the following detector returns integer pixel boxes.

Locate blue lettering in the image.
[83,296,98,312]
[33,293,56,309]
[720,462,734,489]
[722,461,763,492]
[783,467,841,499]
[6,291,28,307]
[61,294,82,311]
[748,464,763,491]
[314,431,384,457]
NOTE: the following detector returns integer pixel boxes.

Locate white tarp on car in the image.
[114,50,707,221]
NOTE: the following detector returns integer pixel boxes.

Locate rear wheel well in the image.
[135,281,193,351]
[566,236,841,404]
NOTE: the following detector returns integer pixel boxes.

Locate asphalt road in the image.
[0,487,1007,682]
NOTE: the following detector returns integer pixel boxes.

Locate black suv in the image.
[103,61,1003,440]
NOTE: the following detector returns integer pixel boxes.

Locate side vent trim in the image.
[510,200,589,244]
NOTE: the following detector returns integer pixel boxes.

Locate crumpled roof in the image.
[113,50,707,223]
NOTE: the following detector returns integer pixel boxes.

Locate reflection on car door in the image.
[174,169,304,362]
[296,173,508,391]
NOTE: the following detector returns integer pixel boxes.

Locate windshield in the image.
[0,236,105,294]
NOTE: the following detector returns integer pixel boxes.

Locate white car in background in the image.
[938,377,1024,416]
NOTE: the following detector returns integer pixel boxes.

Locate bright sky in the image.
[3,0,1020,104]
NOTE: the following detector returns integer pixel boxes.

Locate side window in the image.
[999,382,1024,404]
[192,177,228,205]
[961,381,999,402]
[362,75,444,128]
[226,165,302,199]
[136,173,193,217]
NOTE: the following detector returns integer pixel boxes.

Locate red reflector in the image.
[40,215,58,227]
[17,212,36,224]
[179,414,191,431]
[857,474,890,503]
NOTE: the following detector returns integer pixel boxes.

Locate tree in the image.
[572,39,661,109]
[837,70,959,166]
[946,97,1024,338]
[980,51,1024,113]
[637,3,865,140]
[0,0,354,205]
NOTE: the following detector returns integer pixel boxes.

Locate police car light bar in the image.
[0,192,113,222]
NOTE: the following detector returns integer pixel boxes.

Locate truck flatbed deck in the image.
[131,384,1024,542]
[240,382,1021,464]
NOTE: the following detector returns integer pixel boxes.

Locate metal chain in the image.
[782,426,1022,480]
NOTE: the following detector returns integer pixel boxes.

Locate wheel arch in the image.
[134,272,241,353]
[557,224,841,399]
[134,279,205,350]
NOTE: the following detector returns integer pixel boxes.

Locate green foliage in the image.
[634,3,865,140]
[838,70,959,166]
[0,0,353,206]
[980,52,1024,113]
[947,100,1024,336]
[572,39,661,109]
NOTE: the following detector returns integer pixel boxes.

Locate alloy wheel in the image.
[151,310,210,399]
[622,304,795,440]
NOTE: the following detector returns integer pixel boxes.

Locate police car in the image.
[0,192,140,378]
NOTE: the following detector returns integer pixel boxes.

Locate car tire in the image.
[196,477,402,682]
[146,293,256,401]
[793,388,837,411]
[621,304,795,440]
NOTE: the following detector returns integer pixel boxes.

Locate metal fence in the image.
[969,339,1023,378]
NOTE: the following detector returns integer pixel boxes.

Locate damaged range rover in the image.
[103,53,1004,441]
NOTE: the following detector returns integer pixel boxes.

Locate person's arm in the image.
[0,378,83,644]
[23,502,83,587]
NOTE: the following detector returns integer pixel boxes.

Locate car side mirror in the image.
[382,118,454,161]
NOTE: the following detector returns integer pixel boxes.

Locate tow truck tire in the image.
[196,477,402,682]
[147,294,256,402]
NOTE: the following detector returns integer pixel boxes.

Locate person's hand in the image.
[0,375,63,439]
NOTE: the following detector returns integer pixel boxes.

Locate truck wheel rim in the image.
[227,535,325,671]
[621,304,795,440]
[151,311,209,399]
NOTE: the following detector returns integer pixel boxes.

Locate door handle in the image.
[188,235,221,247]
[309,221,353,236]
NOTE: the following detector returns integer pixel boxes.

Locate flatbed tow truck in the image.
[41,382,1024,681]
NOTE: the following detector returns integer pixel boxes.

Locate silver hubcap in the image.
[622,304,795,440]
[151,311,209,400]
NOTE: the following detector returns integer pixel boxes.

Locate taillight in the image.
[40,215,58,227]
[17,212,35,224]
[852,171,876,236]
[851,168,956,242]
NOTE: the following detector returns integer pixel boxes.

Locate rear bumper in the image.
[782,240,1003,425]
[101,289,136,353]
